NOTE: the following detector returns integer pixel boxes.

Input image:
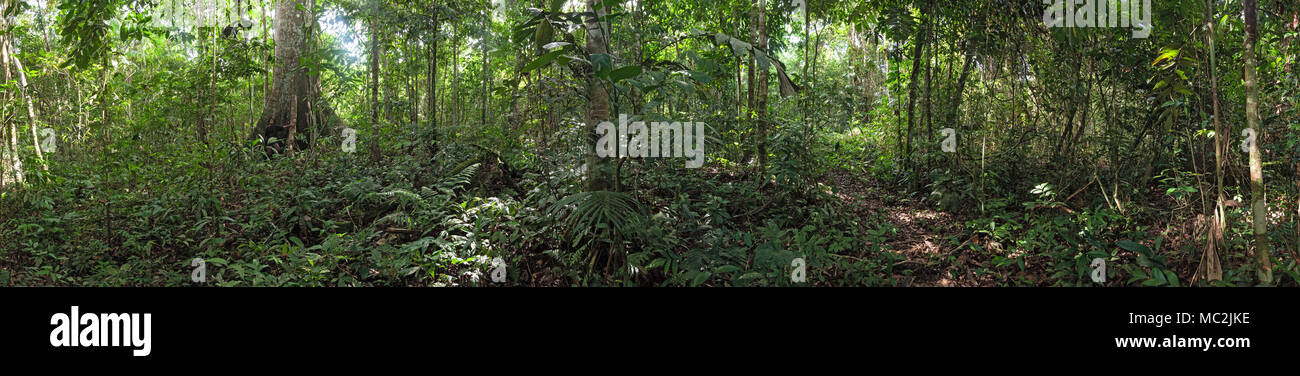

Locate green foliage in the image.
[2,0,1299,288]
[56,0,152,69]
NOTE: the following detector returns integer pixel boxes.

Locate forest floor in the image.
[827,167,1299,287]
[828,170,997,286]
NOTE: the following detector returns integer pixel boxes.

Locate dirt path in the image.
[828,170,999,286]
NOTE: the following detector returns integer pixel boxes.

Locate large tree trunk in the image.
[1243,0,1272,284]
[248,0,337,153]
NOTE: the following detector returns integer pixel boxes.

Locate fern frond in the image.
[366,189,425,210]
[437,162,480,191]
[375,211,411,227]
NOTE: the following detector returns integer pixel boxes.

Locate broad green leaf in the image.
[541,41,571,50]
[590,53,612,76]
[688,71,712,84]
[715,265,741,274]
[1151,48,1178,66]
[521,50,563,73]
[609,65,641,82]
[1116,240,1149,255]
[1164,270,1179,287]
[691,271,711,286]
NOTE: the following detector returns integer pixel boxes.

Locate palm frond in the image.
[548,190,645,246]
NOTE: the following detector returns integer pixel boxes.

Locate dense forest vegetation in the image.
[0,0,1296,287]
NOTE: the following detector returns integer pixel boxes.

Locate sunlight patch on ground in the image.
[888,209,939,226]
[902,238,940,254]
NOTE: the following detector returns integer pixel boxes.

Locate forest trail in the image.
[828,170,998,286]
[825,169,1252,287]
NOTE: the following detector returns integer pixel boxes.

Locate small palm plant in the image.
[548,190,645,279]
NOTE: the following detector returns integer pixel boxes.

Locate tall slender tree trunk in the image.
[209,22,219,171]
[481,12,489,128]
[744,3,757,165]
[362,1,383,165]
[1200,0,1224,282]
[737,51,743,158]
[0,6,21,187]
[801,2,810,123]
[755,0,769,170]
[1243,0,1272,284]
[949,50,974,130]
[1289,9,1300,260]
[923,44,934,160]
[427,18,439,137]
[453,25,461,126]
[893,54,903,158]
[261,0,270,98]
[1,1,44,185]
[904,8,927,191]
[371,1,381,127]
[408,37,418,126]
[735,12,743,148]
[5,38,45,172]
[584,0,612,191]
